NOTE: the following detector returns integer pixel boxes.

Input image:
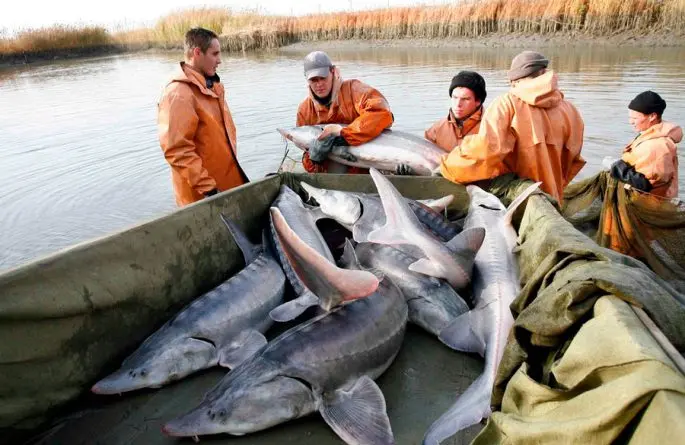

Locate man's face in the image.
[308,70,334,98]
[451,87,481,120]
[629,109,657,132]
[194,38,221,77]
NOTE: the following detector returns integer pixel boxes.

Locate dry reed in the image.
[0,25,112,57]
[1,0,683,59]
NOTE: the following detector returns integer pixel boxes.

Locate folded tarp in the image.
[473,195,685,444]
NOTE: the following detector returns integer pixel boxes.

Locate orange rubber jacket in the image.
[424,107,482,152]
[158,62,247,206]
[297,69,394,173]
[440,71,585,203]
[621,121,681,198]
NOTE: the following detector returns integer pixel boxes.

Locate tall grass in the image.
[1,1,683,59]
[112,8,296,52]
[286,0,682,41]
[0,25,113,58]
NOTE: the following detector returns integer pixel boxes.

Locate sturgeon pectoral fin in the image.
[438,307,487,356]
[443,227,486,287]
[269,291,320,322]
[445,227,486,254]
[408,258,444,279]
[218,330,267,368]
[339,239,385,281]
[339,238,361,269]
[270,208,379,311]
[319,376,395,445]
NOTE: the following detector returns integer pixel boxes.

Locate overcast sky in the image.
[2,0,451,33]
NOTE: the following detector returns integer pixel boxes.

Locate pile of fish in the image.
[91,168,540,444]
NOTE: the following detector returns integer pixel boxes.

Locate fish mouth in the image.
[91,372,139,395]
[91,381,118,395]
[162,408,249,439]
[277,128,310,151]
[161,423,184,437]
[91,378,153,395]
[161,416,222,438]
[276,128,292,141]
[91,367,167,395]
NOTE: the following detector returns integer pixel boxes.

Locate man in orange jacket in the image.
[439,51,585,203]
[158,28,248,206]
[297,51,394,173]
[425,71,486,152]
[395,71,485,176]
[608,91,681,198]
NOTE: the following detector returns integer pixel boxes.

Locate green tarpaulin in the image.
[474,195,685,444]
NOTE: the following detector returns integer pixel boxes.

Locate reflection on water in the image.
[1,45,684,271]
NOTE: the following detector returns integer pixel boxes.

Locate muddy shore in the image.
[279,32,685,52]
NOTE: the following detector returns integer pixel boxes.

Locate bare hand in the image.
[318,124,343,140]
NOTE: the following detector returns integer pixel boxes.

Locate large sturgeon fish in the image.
[162,211,407,445]
[423,182,541,445]
[300,181,461,243]
[366,168,484,289]
[278,125,446,175]
[91,216,285,394]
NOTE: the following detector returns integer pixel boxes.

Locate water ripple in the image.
[1,46,684,271]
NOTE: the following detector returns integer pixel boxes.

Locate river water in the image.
[1,44,684,271]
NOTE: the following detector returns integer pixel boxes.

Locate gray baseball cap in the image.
[304,51,333,79]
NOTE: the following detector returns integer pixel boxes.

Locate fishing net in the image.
[562,171,685,293]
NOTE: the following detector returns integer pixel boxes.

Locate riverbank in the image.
[0,45,128,66]
[3,30,683,69]
[280,31,685,51]
[2,1,685,68]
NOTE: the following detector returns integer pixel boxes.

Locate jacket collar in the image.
[624,121,684,153]
[447,106,482,134]
[170,62,220,98]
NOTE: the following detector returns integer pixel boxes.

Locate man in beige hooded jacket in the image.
[440,51,585,203]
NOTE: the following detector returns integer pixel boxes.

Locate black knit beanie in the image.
[628,91,666,117]
[449,71,487,103]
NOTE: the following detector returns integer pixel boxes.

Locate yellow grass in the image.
[1,1,684,59]
[0,25,112,57]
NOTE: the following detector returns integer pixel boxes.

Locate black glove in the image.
[395,164,414,175]
[610,160,652,192]
[204,188,219,197]
[309,135,347,163]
